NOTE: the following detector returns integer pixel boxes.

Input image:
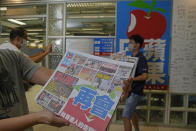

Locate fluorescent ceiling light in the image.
[28,32,39,35]
[36,35,44,38]
[8,19,26,25]
[38,44,43,49]
[0,33,9,35]
[68,14,115,19]
[16,18,40,21]
[0,7,7,11]
[82,28,102,31]
[30,43,36,47]
[0,20,18,28]
[34,40,40,43]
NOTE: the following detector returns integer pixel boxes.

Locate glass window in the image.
[48,20,63,36]
[49,4,63,19]
[1,17,46,47]
[116,108,123,121]
[0,5,46,16]
[48,4,64,36]
[136,109,147,122]
[0,25,10,43]
[150,93,166,107]
[188,112,196,125]
[169,111,184,124]
[48,54,62,69]
[188,95,196,108]
[171,95,184,107]
[48,38,63,54]
[0,17,46,65]
[20,17,46,55]
[138,93,148,106]
[119,101,126,105]
[150,110,164,123]
[66,2,115,36]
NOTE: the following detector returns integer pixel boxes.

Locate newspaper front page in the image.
[35,50,138,131]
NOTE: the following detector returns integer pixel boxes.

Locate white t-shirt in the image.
[0,42,28,57]
[0,42,20,51]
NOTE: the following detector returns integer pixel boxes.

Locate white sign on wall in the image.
[170,0,196,93]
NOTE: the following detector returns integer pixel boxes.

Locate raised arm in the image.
[29,44,52,63]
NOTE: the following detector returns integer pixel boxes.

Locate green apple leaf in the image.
[153,8,166,13]
[128,0,166,17]
[151,0,157,8]
[147,0,156,17]
[128,0,150,9]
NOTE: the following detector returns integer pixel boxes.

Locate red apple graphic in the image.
[127,10,166,39]
[126,0,167,39]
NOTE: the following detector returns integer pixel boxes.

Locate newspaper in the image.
[110,51,138,77]
[35,50,138,131]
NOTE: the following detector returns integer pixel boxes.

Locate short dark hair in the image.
[10,27,26,41]
[129,34,144,48]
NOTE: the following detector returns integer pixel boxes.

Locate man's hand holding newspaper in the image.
[120,77,133,102]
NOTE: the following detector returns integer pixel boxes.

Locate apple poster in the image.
[117,0,172,90]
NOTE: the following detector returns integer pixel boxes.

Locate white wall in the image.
[66,38,94,54]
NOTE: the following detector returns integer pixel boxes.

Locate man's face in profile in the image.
[16,31,28,49]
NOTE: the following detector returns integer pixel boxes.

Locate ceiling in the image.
[0,0,116,5]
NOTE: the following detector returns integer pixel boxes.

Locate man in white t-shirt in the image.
[0,27,52,63]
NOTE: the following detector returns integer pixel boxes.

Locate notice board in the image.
[170,0,196,93]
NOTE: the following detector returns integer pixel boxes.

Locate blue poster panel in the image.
[116,0,172,90]
[94,38,114,56]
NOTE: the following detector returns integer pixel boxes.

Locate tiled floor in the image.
[33,124,196,131]
[26,85,196,131]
